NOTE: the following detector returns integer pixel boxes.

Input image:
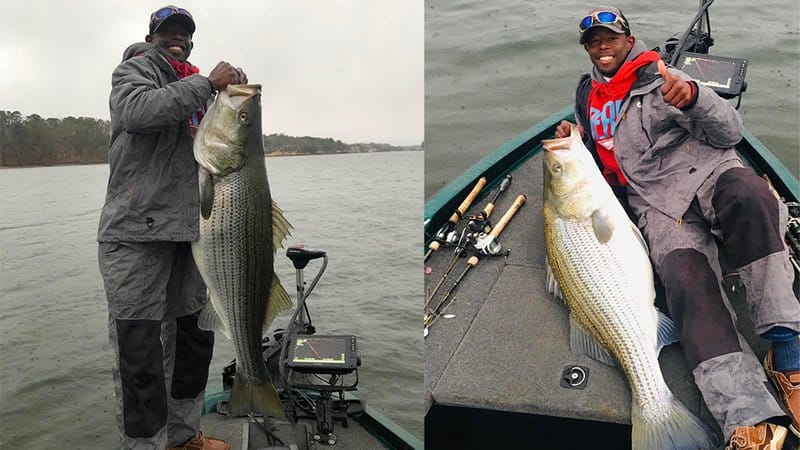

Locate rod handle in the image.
[489,194,526,238]
[449,177,487,224]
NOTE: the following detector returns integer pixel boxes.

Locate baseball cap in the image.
[149,5,196,35]
[579,6,630,44]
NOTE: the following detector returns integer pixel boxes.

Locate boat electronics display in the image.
[288,335,358,373]
[676,52,748,98]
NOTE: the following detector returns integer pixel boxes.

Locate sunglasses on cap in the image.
[155,6,192,20]
[579,11,628,33]
[150,6,195,34]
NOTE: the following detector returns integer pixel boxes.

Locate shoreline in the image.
[0,148,423,169]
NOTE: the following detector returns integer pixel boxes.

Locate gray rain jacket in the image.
[97,43,215,242]
[574,40,743,221]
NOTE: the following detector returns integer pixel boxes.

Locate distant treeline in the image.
[0,111,111,166]
[0,111,420,167]
[263,133,418,156]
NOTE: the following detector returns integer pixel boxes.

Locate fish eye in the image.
[238,112,249,123]
[552,163,563,172]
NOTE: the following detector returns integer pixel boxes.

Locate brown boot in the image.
[167,431,230,450]
[725,422,788,450]
[765,349,800,436]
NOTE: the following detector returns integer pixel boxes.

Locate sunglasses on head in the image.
[154,6,192,20]
[579,11,626,33]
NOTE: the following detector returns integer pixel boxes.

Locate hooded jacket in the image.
[574,40,743,221]
[97,43,215,242]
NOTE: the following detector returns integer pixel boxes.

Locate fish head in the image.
[542,125,605,220]
[194,84,263,175]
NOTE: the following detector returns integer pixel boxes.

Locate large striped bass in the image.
[541,126,719,450]
[191,84,292,418]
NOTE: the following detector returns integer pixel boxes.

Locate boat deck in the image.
[200,413,386,450]
[199,398,418,450]
[423,150,785,449]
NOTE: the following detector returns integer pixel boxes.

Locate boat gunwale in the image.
[424,105,799,242]
[424,105,572,243]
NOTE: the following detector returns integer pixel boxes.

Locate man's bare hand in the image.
[208,61,248,91]
[658,60,694,109]
[555,120,584,139]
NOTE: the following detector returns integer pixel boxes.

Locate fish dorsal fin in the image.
[263,273,293,334]
[198,292,231,339]
[272,200,293,250]
[569,314,617,366]
[199,167,214,220]
[656,309,679,353]
[591,209,615,243]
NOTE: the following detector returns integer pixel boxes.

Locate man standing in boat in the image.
[97,5,246,450]
[555,5,800,449]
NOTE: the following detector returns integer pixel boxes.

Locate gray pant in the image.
[98,241,213,449]
[627,161,800,439]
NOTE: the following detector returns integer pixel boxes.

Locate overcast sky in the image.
[0,1,423,146]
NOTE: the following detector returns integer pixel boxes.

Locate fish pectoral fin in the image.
[271,199,293,250]
[569,314,617,366]
[262,273,294,334]
[198,295,231,339]
[591,209,615,243]
[199,167,214,220]
[656,309,679,353]
[545,257,565,302]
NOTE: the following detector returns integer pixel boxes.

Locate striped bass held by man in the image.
[191,84,294,419]
[542,125,719,450]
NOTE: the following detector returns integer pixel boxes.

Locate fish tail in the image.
[631,396,720,450]
[228,373,286,419]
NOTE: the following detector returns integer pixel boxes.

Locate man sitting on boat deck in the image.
[554,5,800,449]
[97,5,247,450]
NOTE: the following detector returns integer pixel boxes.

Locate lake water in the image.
[425,0,800,198]
[0,151,424,448]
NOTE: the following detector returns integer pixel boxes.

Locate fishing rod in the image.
[467,175,512,233]
[474,192,526,255]
[424,177,487,262]
[424,175,513,307]
[424,194,527,330]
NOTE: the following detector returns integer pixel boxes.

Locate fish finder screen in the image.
[676,52,747,98]
[288,335,357,372]
[292,337,346,364]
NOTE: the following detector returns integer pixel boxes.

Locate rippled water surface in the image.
[425,0,800,197]
[0,151,423,448]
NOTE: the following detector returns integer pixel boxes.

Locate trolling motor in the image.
[279,245,362,446]
[659,0,748,108]
[220,245,363,448]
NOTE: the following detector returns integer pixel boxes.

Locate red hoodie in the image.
[586,50,661,186]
